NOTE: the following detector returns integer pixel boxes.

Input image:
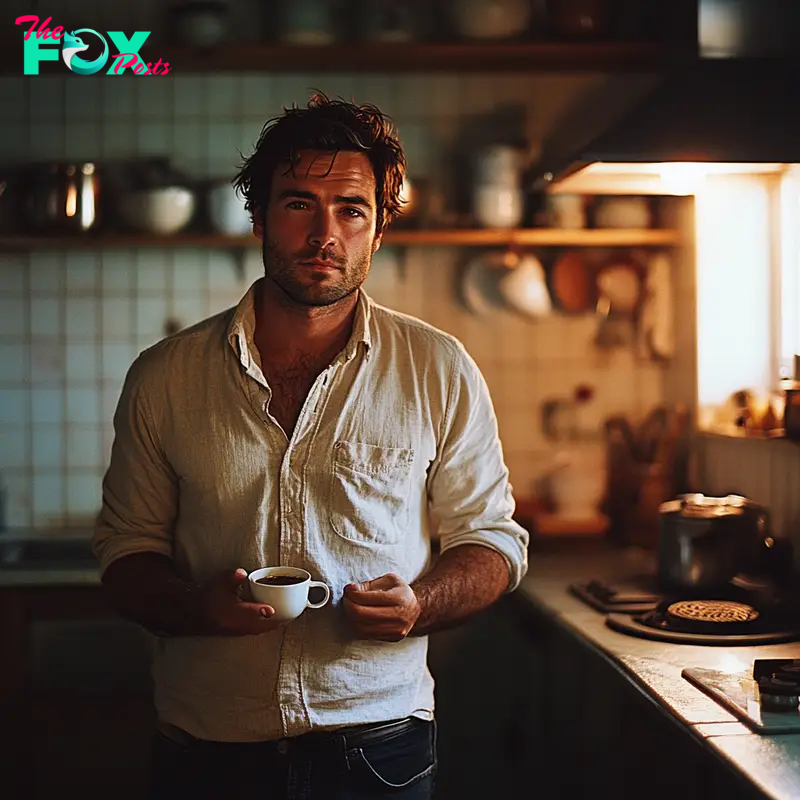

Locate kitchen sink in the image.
[0,535,98,570]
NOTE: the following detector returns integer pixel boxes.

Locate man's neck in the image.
[254,279,359,366]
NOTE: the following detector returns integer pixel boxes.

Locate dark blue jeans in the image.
[149,717,436,799]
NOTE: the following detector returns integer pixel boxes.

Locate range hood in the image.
[530,1,800,193]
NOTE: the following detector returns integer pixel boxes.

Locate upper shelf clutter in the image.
[3,0,697,75]
[151,0,696,73]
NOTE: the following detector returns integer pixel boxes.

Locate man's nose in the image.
[307,210,337,249]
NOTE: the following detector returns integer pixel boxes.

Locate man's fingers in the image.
[344,574,404,606]
[237,601,276,618]
[343,573,419,642]
[217,567,249,593]
[344,600,393,620]
[345,588,402,606]
[217,602,281,636]
[347,574,401,593]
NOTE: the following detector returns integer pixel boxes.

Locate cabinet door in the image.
[0,586,156,797]
[510,593,764,800]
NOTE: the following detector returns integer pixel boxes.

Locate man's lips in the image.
[297,259,340,269]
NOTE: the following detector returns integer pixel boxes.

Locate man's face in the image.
[254,149,383,308]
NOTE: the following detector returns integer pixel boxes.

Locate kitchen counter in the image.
[0,527,100,586]
[0,569,100,586]
[517,543,800,800]
[5,531,800,797]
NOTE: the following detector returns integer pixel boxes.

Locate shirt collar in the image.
[227,279,373,370]
[347,286,373,361]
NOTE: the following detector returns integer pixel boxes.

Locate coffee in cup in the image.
[248,567,330,622]
[255,575,305,586]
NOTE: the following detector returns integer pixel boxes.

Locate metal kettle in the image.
[656,494,782,592]
[23,161,101,233]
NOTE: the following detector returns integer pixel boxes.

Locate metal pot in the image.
[657,494,773,592]
[22,161,101,233]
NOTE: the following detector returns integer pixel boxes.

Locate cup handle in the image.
[307,581,330,609]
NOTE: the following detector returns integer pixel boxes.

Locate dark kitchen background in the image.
[2,0,800,798]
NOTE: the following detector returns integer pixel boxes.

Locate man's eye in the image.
[342,207,364,218]
[287,201,308,210]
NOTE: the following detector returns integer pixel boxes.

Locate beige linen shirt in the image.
[93,279,529,743]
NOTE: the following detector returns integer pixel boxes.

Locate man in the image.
[93,93,528,799]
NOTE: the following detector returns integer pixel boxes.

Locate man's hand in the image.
[202,568,281,636]
[342,573,422,642]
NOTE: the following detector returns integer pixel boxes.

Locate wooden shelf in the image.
[386,228,681,246]
[143,41,679,73]
[0,228,681,250]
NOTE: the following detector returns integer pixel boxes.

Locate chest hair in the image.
[263,352,330,436]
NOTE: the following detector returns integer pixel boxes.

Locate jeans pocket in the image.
[348,720,436,791]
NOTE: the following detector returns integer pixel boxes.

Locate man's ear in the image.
[252,207,264,241]
[372,221,383,254]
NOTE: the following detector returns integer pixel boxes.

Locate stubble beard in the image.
[262,238,372,308]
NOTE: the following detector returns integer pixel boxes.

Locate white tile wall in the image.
[0,69,673,527]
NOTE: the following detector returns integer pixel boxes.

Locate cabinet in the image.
[0,585,155,798]
[428,593,765,800]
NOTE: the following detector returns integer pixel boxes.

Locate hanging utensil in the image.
[548,249,595,314]
[635,406,669,463]
[593,255,643,349]
[498,252,552,319]
[600,415,640,540]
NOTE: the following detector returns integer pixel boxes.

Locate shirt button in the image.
[276,739,289,754]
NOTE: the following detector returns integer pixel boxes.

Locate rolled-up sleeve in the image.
[427,343,529,591]
[92,353,177,575]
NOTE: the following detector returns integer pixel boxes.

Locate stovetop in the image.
[571,576,800,646]
[607,599,800,645]
[570,576,662,614]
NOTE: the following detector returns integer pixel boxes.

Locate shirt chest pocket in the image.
[328,441,415,546]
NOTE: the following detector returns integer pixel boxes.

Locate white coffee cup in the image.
[248,567,330,622]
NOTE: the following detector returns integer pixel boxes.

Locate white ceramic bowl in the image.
[119,186,196,235]
[593,196,651,229]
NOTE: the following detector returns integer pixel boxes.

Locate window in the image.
[694,165,800,432]
[778,166,800,380]
[695,173,774,413]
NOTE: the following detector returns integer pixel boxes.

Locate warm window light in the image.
[657,163,709,196]
[549,162,783,196]
[779,166,800,378]
[696,174,772,411]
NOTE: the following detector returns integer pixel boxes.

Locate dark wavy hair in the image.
[232,92,406,235]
